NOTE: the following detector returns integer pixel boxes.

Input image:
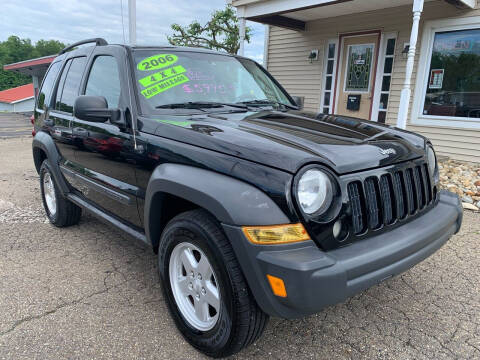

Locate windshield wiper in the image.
[156,101,249,110]
[236,99,298,110]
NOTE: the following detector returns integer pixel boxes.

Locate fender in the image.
[32,131,70,195]
[145,163,290,246]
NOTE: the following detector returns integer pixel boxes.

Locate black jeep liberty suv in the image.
[32,38,463,358]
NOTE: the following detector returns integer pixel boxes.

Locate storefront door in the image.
[336,33,380,120]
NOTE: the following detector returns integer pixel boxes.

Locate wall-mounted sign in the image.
[429,69,444,89]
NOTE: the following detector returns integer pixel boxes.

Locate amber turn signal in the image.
[242,223,310,245]
[266,274,287,298]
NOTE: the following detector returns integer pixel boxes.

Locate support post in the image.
[263,24,270,67]
[128,0,136,46]
[238,16,246,56]
[32,75,39,104]
[397,0,423,129]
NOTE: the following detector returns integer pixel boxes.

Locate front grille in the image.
[348,162,435,235]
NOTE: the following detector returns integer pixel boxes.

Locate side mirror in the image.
[74,96,120,123]
[291,96,304,110]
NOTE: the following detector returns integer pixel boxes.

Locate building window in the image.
[377,37,396,123]
[321,40,338,114]
[344,44,374,92]
[422,28,480,119]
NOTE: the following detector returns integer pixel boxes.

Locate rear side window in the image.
[55,57,86,113]
[85,56,121,108]
[54,59,72,111]
[37,62,61,109]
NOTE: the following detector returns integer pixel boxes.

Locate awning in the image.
[233,0,473,31]
[3,55,56,78]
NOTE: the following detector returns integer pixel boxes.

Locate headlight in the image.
[297,169,333,214]
[427,145,437,176]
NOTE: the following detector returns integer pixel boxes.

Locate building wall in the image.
[12,98,34,113]
[0,102,12,112]
[266,0,480,162]
[0,99,34,113]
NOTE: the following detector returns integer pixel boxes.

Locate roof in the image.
[0,84,34,104]
[232,0,474,29]
[3,55,56,77]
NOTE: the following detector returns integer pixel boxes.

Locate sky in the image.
[0,0,265,63]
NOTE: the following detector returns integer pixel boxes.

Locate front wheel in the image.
[158,209,268,358]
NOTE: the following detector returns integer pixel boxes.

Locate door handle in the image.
[73,127,88,136]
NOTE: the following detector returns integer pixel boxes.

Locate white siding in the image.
[0,103,12,112]
[266,0,480,162]
[0,99,34,112]
[12,98,34,112]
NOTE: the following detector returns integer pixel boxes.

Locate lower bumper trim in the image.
[224,191,463,319]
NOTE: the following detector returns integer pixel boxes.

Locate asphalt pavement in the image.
[0,136,479,359]
[0,113,32,138]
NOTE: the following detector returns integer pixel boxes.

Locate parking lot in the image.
[0,131,479,359]
[0,113,32,138]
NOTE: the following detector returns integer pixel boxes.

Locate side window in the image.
[56,57,87,113]
[54,59,72,111]
[37,62,61,109]
[85,56,121,108]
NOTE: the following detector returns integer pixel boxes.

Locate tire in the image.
[158,209,269,358]
[39,159,81,227]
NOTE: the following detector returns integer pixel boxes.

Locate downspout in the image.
[397,0,424,129]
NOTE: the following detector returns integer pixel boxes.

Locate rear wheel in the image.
[158,209,268,358]
[39,159,81,227]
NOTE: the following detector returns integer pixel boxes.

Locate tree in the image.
[167,4,252,55]
[0,36,65,91]
[34,39,66,57]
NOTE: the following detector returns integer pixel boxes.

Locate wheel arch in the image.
[32,131,70,195]
[145,164,290,249]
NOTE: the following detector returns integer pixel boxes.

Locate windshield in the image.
[132,49,295,113]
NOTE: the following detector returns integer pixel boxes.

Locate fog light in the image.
[333,219,342,238]
[242,223,310,245]
[266,274,287,297]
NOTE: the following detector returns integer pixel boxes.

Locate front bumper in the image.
[223,190,463,319]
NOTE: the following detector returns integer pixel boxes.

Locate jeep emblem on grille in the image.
[379,148,397,156]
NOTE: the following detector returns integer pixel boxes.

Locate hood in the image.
[145,110,427,174]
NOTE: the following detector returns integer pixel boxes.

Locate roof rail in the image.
[59,38,108,55]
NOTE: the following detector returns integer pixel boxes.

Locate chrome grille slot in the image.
[364,177,382,230]
[414,166,425,209]
[347,181,365,235]
[346,161,435,238]
[379,174,395,225]
[405,168,416,214]
[393,171,406,219]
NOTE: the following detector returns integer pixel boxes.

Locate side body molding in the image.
[145,164,290,245]
[32,131,70,195]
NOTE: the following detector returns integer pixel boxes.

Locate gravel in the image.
[438,158,480,211]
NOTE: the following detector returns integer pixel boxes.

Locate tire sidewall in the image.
[158,219,235,355]
[39,160,59,223]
